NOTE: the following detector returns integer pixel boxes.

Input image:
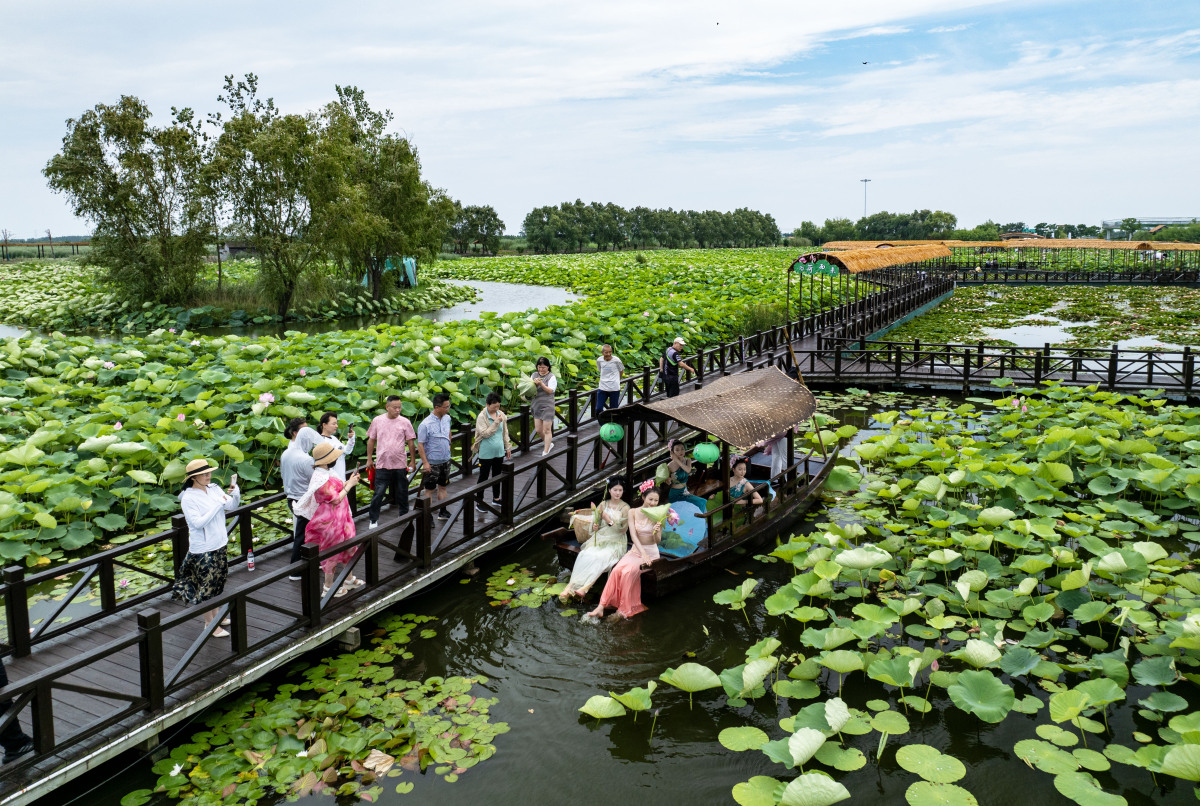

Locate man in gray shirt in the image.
[281,417,316,578]
[417,394,453,519]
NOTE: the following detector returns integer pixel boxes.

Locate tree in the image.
[1120,217,1142,240]
[822,218,858,242]
[43,95,208,304]
[464,204,505,254]
[213,74,326,317]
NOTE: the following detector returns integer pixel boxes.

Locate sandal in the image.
[322,584,351,598]
[345,575,366,588]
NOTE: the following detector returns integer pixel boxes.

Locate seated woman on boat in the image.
[585,481,663,620]
[560,477,630,601]
[729,457,764,509]
[666,440,707,511]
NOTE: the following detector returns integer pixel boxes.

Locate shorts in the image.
[422,461,451,489]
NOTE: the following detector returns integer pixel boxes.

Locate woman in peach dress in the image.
[585,484,663,620]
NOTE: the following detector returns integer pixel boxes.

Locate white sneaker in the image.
[369,521,378,530]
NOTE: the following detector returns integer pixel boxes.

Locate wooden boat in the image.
[550,367,835,600]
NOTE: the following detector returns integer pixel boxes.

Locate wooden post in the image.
[99,555,116,613]
[1108,346,1118,390]
[170,514,188,575]
[568,389,579,432]
[624,422,636,484]
[239,512,253,557]
[1184,346,1194,399]
[4,566,31,657]
[642,366,653,402]
[137,610,165,711]
[695,347,705,382]
[536,455,548,499]
[500,462,515,524]
[229,595,247,653]
[32,680,54,754]
[416,498,433,567]
[458,430,473,477]
[518,405,531,454]
[301,544,322,628]
[366,530,379,585]
[565,435,579,491]
[1034,352,1043,384]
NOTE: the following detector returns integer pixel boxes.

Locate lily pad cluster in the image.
[0,259,479,334]
[122,613,508,805]
[884,284,1200,349]
[579,382,1200,804]
[484,563,565,608]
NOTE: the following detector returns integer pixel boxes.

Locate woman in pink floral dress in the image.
[295,442,361,597]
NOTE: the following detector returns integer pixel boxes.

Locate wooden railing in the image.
[936,267,1199,285]
[802,336,1198,398]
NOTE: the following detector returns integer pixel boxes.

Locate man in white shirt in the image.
[594,344,624,416]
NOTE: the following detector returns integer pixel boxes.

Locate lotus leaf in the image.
[1052,772,1128,806]
[947,670,1014,723]
[1014,739,1081,774]
[895,744,966,783]
[957,639,1001,668]
[780,772,850,806]
[733,776,784,806]
[719,726,770,752]
[903,781,978,806]
[659,663,721,707]
[871,710,910,735]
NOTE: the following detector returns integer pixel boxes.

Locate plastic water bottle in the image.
[247,548,256,571]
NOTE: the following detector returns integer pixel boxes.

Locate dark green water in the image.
[38,397,1190,806]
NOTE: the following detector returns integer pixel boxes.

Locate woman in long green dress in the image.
[560,478,630,600]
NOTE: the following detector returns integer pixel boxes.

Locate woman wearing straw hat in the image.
[173,458,241,637]
[295,442,362,598]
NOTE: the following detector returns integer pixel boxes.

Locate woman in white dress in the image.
[317,411,355,482]
[560,478,629,600]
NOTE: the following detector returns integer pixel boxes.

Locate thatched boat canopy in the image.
[602,368,816,450]
[800,244,951,275]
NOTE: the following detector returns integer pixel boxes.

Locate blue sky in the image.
[2,0,1198,238]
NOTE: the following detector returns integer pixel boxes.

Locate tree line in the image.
[43,75,464,316]
[792,211,1106,245]
[521,202,782,253]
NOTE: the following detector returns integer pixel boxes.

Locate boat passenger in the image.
[585,483,663,620]
[666,440,707,511]
[173,458,241,637]
[561,478,630,601]
[729,457,764,509]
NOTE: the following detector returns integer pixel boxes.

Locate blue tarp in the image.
[362,257,417,288]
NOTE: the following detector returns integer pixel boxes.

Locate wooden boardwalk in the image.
[2,266,1196,804]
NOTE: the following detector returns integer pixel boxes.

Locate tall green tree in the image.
[213,74,326,318]
[1120,217,1142,240]
[43,96,208,304]
[318,86,455,300]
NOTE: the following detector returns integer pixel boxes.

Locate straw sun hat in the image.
[184,458,218,479]
[312,442,343,467]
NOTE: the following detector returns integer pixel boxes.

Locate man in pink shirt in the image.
[365,395,417,529]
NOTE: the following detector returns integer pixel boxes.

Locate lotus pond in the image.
[0,248,851,565]
[65,384,1198,806]
[883,286,1200,351]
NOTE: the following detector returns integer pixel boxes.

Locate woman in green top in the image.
[667,440,707,510]
[473,393,512,511]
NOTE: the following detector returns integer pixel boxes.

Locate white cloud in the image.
[928,24,972,33]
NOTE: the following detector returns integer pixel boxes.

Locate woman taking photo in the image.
[173,458,241,637]
[530,356,557,456]
[472,392,512,511]
[296,443,362,598]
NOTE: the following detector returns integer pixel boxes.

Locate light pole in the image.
[860,179,871,219]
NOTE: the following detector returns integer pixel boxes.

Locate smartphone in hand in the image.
[230,473,238,486]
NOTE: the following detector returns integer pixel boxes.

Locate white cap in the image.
[673,336,686,345]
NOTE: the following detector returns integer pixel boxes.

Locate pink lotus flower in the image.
[931,659,939,672]
[1021,405,1028,413]
[643,312,650,317]
[433,346,441,353]
[341,359,350,366]
[258,392,275,405]
[168,328,176,333]
[299,369,306,376]
[113,421,122,431]
[103,361,115,369]
[391,341,397,347]
[176,413,186,421]
[262,358,268,363]
[666,507,680,527]
[118,579,129,589]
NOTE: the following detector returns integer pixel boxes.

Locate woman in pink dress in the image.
[586,485,663,620]
[295,442,361,597]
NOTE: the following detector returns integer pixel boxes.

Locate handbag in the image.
[367,465,376,491]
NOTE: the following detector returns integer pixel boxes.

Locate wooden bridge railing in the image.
[803,336,1198,398]
[935,267,1199,285]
